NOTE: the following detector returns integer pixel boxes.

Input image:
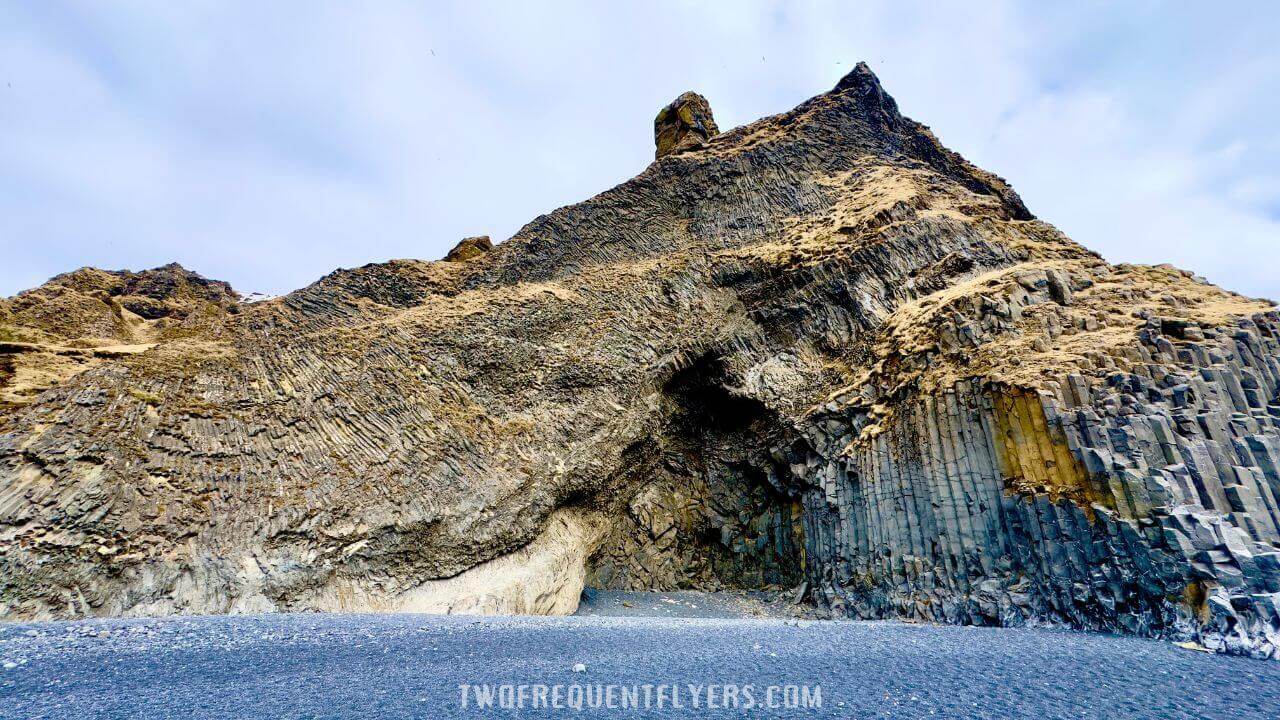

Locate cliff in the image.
[2,64,1278,659]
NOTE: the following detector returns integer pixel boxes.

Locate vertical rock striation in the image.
[1,64,1277,658]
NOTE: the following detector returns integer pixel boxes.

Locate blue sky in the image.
[2,1,1278,299]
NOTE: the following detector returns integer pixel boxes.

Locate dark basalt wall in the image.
[789,311,1280,659]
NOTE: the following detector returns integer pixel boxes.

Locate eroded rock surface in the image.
[444,236,493,263]
[654,91,719,158]
[2,63,1278,658]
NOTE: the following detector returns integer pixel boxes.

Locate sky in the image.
[2,1,1278,300]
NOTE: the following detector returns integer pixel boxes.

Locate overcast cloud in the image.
[2,1,1278,299]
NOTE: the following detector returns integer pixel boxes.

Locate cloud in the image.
[1,0,1277,299]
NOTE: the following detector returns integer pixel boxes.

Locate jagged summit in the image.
[2,262,237,343]
[484,62,1036,289]
[2,67,1278,659]
[832,60,891,94]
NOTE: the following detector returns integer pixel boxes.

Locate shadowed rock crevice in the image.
[589,352,806,591]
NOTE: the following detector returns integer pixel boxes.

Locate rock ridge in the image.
[1,64,1278,659]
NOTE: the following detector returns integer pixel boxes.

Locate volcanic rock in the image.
[2,64,1279,659]
[444,236,493,263]
[654,91,719,158]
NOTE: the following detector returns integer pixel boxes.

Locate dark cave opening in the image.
[663,353,770,435]
[586,352,808,592]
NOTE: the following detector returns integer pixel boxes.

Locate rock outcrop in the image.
[444,236,493,263]
[2,63,1278,658]
[654,91,719,158]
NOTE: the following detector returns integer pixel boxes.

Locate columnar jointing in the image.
[3,64,1278,661]
[794,314,1280,659]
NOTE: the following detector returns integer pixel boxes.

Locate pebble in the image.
[2,613,1278,719]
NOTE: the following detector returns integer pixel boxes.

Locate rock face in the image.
[654,91,719,158]
[2,63,1279,658]
[0,264,238,408]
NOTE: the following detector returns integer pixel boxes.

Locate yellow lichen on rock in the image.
[654,91,719,158]
[991,388,1102,513]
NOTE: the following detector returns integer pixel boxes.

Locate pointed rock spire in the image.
[832,61,901,124]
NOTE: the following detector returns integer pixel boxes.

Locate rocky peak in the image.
[4,65,1280,662]
[1,263,239,344]
[444,235,493,262]
[654,91,719,159]
[831,61,901,125]
[832,61,887,96]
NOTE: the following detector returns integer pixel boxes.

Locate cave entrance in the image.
[586,353,807,592]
